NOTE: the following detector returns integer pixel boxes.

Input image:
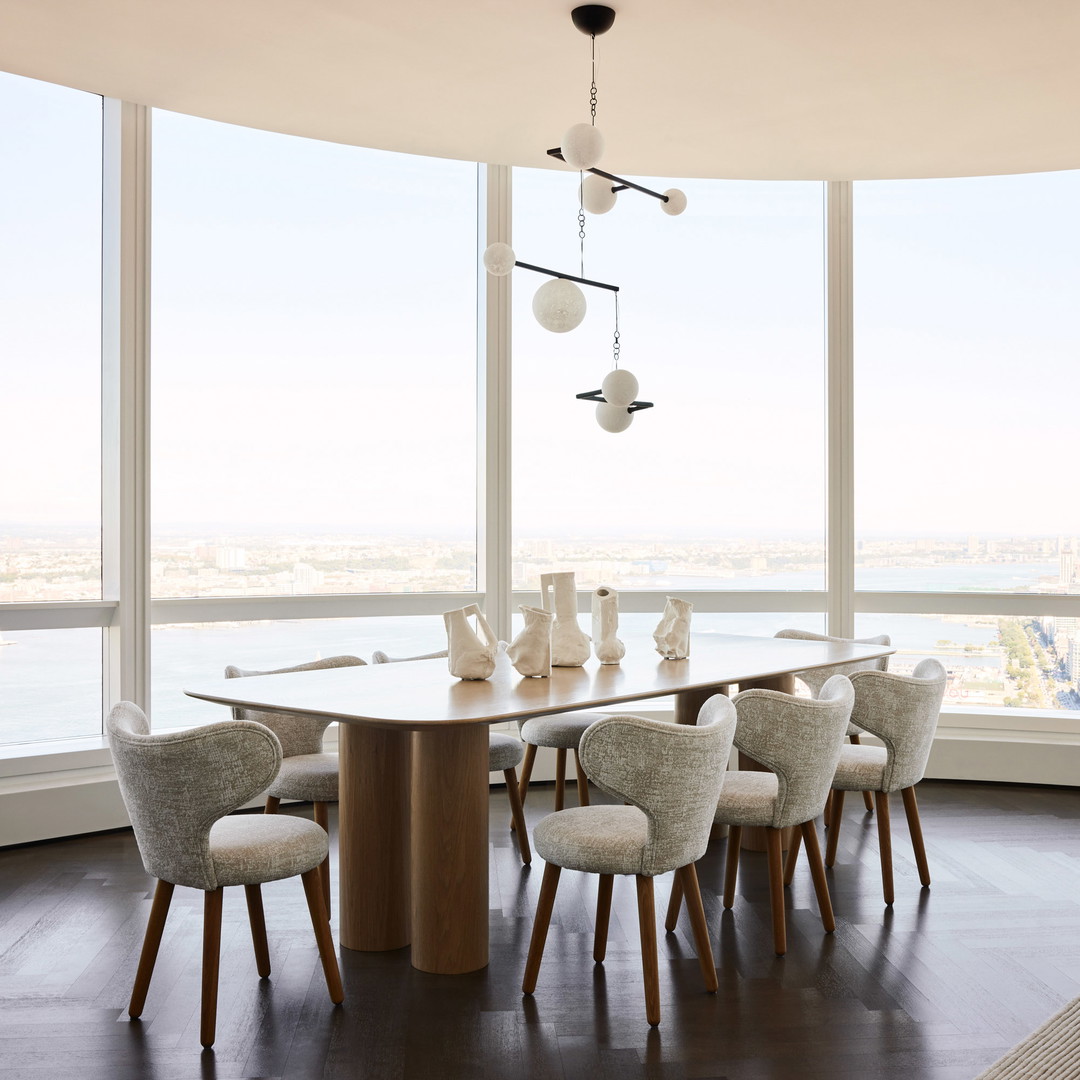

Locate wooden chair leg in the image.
[516,743,537,816]
[264,795,280,814]
[849,734,875,813]
[800,820,835,933]
[825,790,845,866]
[200,888,224,1049]
[664,870,684,931]
[313,800,332,920]
[678,863,718,993]
[300,868,344,1003]
[902,785,931,887]
[554,749,567,812]
[128,879,174,1018]
[523,863,561,993]
[823,790,833,824]
[244,884,271,977]
[875,790,894,905]
[765,828,786,956]
[594,874,614,961]
[503,768,531,864]
[783,827,803,886]
[574,749,590,807]
[722,825,742,909]
[635,875,661,1026]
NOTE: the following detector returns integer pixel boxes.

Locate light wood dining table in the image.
[185,632,892,975]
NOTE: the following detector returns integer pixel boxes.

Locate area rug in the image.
[974,996,1080,1078]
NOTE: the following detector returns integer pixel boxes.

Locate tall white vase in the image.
[591,586,625,665]
[507,605,553,678]
[540,571,591,668]
[443,603,498,680]
[653,596,692,660]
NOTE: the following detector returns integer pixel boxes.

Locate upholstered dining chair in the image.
[667,675,855,957]
[775,628,892,814]
[515,709,614,815]
[371,649,533,864]
[523,700,737,1026]
[107,702,343,1049]
[224,654,366,915]
[818,658,948,904]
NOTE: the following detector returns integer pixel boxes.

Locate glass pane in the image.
[0,629,102,744]
[0,73,102,599]
[512,169,825,590]
[152,615,447,729]
[151,111,477,599]
[855,172,1080,592]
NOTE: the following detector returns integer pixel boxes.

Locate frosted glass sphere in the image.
[483,242,516,276]
[661,188,687,216]
[602,368,639,408]
[562,123,605,170]
[596,402,633,433]
[532,278,587,333]
[581,174,617,215]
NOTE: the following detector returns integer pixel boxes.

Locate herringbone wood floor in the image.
[1,779,1078,1079]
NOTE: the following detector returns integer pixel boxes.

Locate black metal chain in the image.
[612,292,621,369]
[590,35,598,124]
[578,201,586,278]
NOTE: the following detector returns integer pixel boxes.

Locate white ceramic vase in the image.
[540,571,591,668]
[443,603,498,680]
[591,586,625,665]
[653,596,692,660]
[507,605,553,678]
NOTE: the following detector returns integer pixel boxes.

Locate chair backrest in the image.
[774,628,891,697]
[224,655,366,756]
[732,675,855,828]
[848,658,947,791]
[578,697,737,877]
[371,649,448,664]
[106,701,282,891]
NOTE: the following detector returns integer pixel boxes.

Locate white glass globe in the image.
[581,174,617,215]
[595,402,633,433]
[601,368,639,408]
[562,123,605,170]
[661,188,688,216]
[532,278,587,333]
[482,242,516,276]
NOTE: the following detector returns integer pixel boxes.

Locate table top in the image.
[183,633,893,730]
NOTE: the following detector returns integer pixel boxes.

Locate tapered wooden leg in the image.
[824,790,833,824]
[313,800,331,920]
[678,863,718,993]
[523,863,561,993]
[902,786,931,887]
[594,874,614,962]
[783,827,803,886]
[800,820,835,933]
[128,879,174,1018]
[850,734,875,812]
[516,743,537,814]
[554,749,567,811]
[765,828,786,956]
[503,768,531,865]
[875,790,894,905]
[636,875,661,1026]
[264,795,280,814]
[664,871,684,931]
[244,884,271,977]
[723,826,742,908]
[301,868,344,1003]
[200,888,223,1049]
[574,749,590,807]
[825,790,845,866]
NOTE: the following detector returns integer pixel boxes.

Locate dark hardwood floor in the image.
[1,779,1078,1079]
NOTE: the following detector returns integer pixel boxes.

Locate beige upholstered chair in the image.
[523,699,737,1026]
[668,675,854,957]
[371,649,533,864]
[516,710,614,814]
[822,659,947,904]
[107,702,343,1049]
[224,654,366,914]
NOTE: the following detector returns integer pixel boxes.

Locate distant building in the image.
[215,546,247,570]
[1060,550,1076,586]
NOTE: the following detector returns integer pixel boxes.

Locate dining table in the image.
[185,631,893,975]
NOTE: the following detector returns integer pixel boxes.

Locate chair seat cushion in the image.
[534,805,648,875]
[267,752,339,802]
[210,814,329,888]
[713,771,779,827]
[519,711,612,749]
[832,744,887,791]
[488,731,524,773]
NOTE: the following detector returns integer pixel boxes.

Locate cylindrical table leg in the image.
[674,684,730,726]
[338,724,412,952]
[411,725,490,974]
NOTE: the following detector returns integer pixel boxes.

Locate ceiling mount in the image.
[571,5,616,37]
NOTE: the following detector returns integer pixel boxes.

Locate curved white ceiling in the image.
[1,0,1079,180]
